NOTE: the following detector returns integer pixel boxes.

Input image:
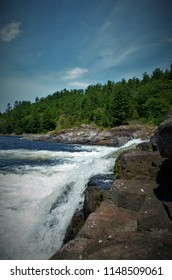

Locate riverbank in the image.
[50,118,172,260]
[22,123,156,147]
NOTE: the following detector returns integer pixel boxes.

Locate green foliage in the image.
[111,83,131,126]
[95,191,105,207]
[0,65,172,134]
[114,157,121,179]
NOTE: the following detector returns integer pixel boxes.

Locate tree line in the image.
[0,65,172,134]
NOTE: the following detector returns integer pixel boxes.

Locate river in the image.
[0,136,142,259]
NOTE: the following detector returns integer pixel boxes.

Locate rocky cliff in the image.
[50,119,172,260]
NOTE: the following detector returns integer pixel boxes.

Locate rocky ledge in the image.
[23,124,155,147]
[50,119,172,260]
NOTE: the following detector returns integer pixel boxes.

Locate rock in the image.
[63,209,84,244]
[136,139,157,152]
[95,136,129,147]
[163,201,172,221]
[65,174,114,243]
[22,122,156,146]
[50,122,172,260]
[50,232,172,260]
[51,200,172,260]
[154,159,172,219]
[87,174,115,190]
[137,194,172,232]
[84,186,109,220]
[110,124,155,140]
[23,124,156,146]
[114,150,162,180]
[50,200,138,260]
[155,159,172,201]
[79,200,138,240]
[84,232,172,260]
[155,118,172,159]
[84,174,114,219]
[110,179,157,211]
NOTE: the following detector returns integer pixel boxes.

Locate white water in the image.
[0,139,143,259]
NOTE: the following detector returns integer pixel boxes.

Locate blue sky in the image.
[0,0,172,112]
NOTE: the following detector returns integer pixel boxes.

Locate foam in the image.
[0,139,143,259]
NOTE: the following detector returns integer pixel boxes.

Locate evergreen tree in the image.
[111,83,131,125]
[0,64,171,133]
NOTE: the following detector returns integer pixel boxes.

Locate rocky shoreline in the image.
[50,119,172,259]
[23,123,156,147]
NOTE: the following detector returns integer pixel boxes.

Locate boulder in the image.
[84,174,114,219]
[155,118,172,159]
[137,194,172,232]
[83,232,172,260]
[51,200,172,260]
[136,139,157,152]
[79,200,138,240]
[110,179,157,211]
[114,150,162,180]
[50,232,172,260]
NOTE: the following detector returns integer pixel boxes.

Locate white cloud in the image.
[97,45,139,71]
[68,81,90,88]
[112,46,139,65]
[63,67,88,80]
[0,21,21,42]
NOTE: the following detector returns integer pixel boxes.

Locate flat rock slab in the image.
[51,229,172,260]
[84,233,172,260]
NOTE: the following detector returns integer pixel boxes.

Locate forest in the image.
[0,65,172,134]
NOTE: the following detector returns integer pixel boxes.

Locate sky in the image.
[0,0,172,112]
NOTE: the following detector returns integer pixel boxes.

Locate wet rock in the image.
[136,139,157,152]
[65,174,115,243]
[63,209,84,244]
[84,174,114,219]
